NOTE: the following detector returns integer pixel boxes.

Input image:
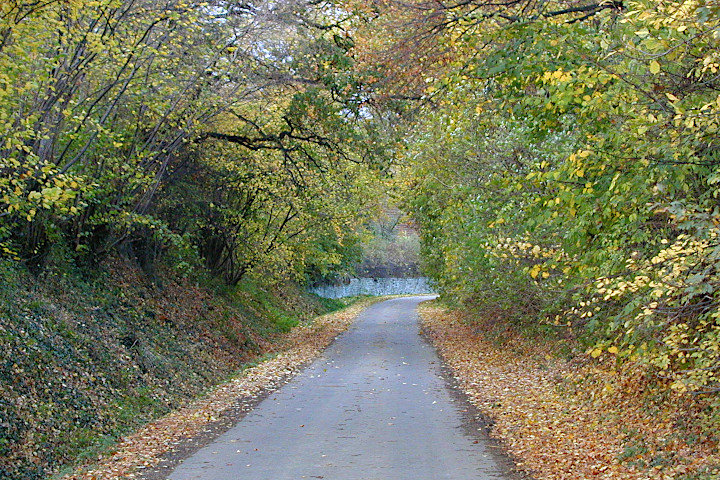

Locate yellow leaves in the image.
[649,60,661,74]
[670,380,688,393]
[700,56,720,75]
[590,345,617,358]
[528,263,553,280]
[541,69,572,84]
[41,186,62,204]
[2,157,84,232]
[589,226,720,390]
[421,267,718,475]
[0,242,20,260]
[529,264,541,279]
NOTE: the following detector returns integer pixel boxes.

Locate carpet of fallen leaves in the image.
[418,303,720,480]
[61,298,378,480]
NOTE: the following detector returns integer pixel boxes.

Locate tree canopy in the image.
[351,0,720,398]
[0,0,386,283]
[2,0,720,417]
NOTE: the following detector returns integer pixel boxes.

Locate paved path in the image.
[168,296,513,480]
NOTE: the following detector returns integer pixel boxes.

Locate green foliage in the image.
[0,4,393,473]
[396,0,720,398]
[312,295,347,313]
[0,0,385,285]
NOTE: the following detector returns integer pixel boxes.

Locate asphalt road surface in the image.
[168,296,514,480]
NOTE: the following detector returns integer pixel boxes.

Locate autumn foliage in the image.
[420,303,720,480]
[0,0,382,284]
[364,2,720,396]
[0,254,350,479]
[4,0,720,477]
[347,0,720,471]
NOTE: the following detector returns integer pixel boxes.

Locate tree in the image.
[0,0,387,285]
[358,0,720,395]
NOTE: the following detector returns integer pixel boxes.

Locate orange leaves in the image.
[418,303,719,480]
[60,298,376,480]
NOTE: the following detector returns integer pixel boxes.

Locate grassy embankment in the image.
[0,255,350,480]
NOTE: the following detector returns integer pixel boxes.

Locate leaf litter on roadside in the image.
[418,303,719,480]
[60,299,378,480]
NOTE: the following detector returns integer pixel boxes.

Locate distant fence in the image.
[309,277,435,299]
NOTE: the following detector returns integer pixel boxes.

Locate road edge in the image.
[61,297,386,480]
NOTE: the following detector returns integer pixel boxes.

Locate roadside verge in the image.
[418,302,718,480]
[60,297,381,480]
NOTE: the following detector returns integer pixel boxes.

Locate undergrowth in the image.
[435,294,720,478]
[0,255,336,480]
